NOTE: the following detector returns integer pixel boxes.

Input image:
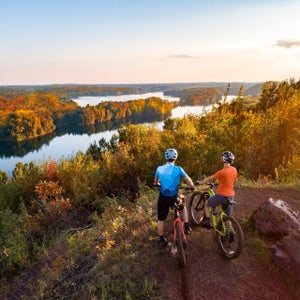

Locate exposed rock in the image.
[251,198,300,235]
[251,198,300,281]
[271,230,300,281]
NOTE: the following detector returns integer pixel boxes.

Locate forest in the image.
[0,94,175,141]
[0,84,229,141]
[0,79,299,295]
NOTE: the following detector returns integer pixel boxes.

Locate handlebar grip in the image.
[177,185,194,190]
[152,183,161,187]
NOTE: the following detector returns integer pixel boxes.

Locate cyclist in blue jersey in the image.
[154,148,194,246]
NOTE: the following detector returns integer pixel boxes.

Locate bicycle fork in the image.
[173,218,187,245]
[168,218,187,255]
[214,214,234,237]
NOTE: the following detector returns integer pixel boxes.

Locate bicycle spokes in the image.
[216,216,244,259]
[189,192,205,225]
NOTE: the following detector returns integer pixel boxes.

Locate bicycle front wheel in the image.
[216,215,244,259]
[175,222,187,267]
[189,191,206,225]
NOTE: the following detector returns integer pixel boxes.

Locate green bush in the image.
[57,152,101,207]
[0,208,29,276]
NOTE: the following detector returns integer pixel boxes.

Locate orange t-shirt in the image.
[213,165,237,196]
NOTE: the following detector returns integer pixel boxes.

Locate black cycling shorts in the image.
[157,194,177,221]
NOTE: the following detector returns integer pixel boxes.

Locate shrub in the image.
[0,208,29,276]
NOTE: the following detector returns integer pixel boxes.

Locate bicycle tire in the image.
[175,221,187,267]
[216,215,244,259]
[189,191,206,225]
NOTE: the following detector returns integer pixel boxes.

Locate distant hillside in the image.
[243,83,264,97]
[0,82,263,100]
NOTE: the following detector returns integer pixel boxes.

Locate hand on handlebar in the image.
[178,185,195,191]
[184,185,195,191]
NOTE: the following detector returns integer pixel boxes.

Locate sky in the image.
[1,0,300,85]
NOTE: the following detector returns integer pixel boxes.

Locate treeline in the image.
[166,86,223,105]
[0,85,139,101]
[0,83,224,101]
[0,94,175,141]
[166,83,263,103]
[0,78,299,279]
[0,82,262,102]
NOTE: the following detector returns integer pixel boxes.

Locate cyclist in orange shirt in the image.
[196,151,237,229]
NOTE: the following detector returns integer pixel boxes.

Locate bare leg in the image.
[204,200,210,218]
[182,206,189,222]
[158,220,165,236]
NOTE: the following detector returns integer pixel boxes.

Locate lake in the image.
[0,93,235,175]
[74,92,181,106]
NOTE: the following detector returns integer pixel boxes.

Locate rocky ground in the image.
[1,186,300,300]
[152,186,300,300]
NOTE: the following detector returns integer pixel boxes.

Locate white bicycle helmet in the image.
[165,148,178,160]
[222,151,235,163]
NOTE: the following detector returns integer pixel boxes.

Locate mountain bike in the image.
[189,182,244,259]
[154,184,194,267]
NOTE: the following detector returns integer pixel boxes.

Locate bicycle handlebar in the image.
[177,185,195,191]
[152,183,194,191]
[196,181,216,188]
[152,183,161,187]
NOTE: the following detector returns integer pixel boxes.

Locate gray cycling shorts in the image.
[208,194,234,216]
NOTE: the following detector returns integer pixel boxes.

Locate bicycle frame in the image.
[205,183,234,237]
[211,204,230,236]
[153,183,191,266]
[189,182,244,259]
[171,186,195,266]
[173,195,187,245]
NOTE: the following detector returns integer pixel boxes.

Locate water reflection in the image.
[0,117,167,159]
[72,92,180,107]
[0,118,165,175]
[0,94,236,175]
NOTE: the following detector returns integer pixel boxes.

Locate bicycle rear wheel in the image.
[216,216,244,259]
[189,191,206,225]
[175,221,187,267]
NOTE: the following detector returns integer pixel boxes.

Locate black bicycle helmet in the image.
[222,151,235,163]
[165,148,178,160]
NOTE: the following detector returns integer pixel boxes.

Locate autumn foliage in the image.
[0,92,175,141]
[0,78,300,277]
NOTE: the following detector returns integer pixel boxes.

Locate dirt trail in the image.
[152,186,300,300]
[1,186,299,300]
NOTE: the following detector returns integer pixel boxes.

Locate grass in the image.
[5,184,163,299]
[2,182,300,299]
[236,176,300,190]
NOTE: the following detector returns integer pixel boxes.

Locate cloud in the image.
[276,39,300,49]
[168,54,200,59]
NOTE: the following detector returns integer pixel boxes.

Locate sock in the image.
[206,217,211,226]
[184,222,190,228]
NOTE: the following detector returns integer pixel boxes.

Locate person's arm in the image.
[154,175,160,185]
[196,175,214,185]
[183,175,194,188]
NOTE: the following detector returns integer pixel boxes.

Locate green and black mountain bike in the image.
[189,182,244,259]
